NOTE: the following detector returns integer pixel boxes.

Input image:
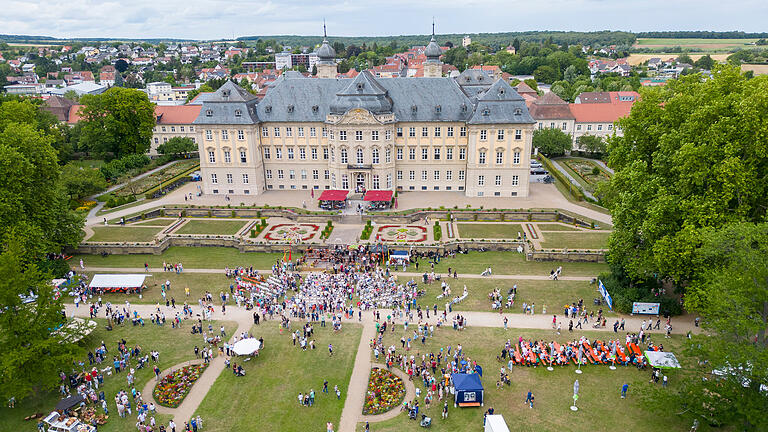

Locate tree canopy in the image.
[156,136,197,158]
[79,87,155,158]
[532,127,572,157]
[602,66,768,286]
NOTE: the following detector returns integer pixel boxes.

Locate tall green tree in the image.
[156,137,197,158]
[60,162,107,200]
[602,66,768,284]
[79,87,155,158]
[0,244,85,401]
[0,123,84,261]
[532,127,572,157]
[577,135,606,154]
[644,223,768,430]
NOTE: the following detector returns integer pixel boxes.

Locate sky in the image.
[0,0,766,40]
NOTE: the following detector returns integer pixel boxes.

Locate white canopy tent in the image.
[89,274,147,292]
[54,318,97,343]
[644,351,681,369]
[233,338,262,356]
[484,414,510,432]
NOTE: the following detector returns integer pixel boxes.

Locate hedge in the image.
[538,155,585,201]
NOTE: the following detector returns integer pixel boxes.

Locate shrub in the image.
[591,166,601,176]
[433,221,442,241]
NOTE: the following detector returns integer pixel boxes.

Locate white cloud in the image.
[0,0,764,39]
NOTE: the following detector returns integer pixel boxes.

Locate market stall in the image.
[88,274,146,294]
[363,190,393,210]
[318,190,349,210]
[43,410,96,432]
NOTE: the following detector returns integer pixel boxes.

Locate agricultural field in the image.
[626,53,730,65]
[633,38,757,52]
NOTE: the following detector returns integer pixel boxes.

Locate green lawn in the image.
[0,318,236,432]
[414,251,607,277]
[399,277,607,315]
[540,232,611,250]
[72,247,284,270]
[87,226,163,243]
[195,323,362,432]
[72,272,233,304]
[175,219,249,235]
[457,223,525,239]
[358,326,699,431]
[535,223,581,232]
[131,218,177,227]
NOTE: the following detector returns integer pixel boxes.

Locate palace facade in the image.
[193,34,536,198]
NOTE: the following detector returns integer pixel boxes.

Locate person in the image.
[690,419,699,431]
[525,390,534,408]
[326,421,334,432]
[503,316,508,330]
[169,419,176,432]
[442,401,449,419]
[37,420,45,432]
[621,383,629,399]
[328,343,334,356]
[662,375,668,388]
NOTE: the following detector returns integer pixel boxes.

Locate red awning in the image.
[363,190,393,202]
[318,190,349,201]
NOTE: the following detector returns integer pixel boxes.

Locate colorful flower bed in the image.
[153,364,207,408]
[264,223,320,242]
[363,367,406,415]
[376,225,428,243]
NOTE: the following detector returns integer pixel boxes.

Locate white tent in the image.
[89,274,146,289]
[54,318,97,343]
[484,414,510,432]
[644,351,681,369]
[233,338,262,355]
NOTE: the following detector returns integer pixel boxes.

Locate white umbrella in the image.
[233,338,262,356]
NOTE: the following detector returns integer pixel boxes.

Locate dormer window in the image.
[287,105,294,113]
[465,77,471,82]
[356,82,364,91]
[435,105,441,114]
[478,76,483,81]
[234,109,242,117]
[265,105,272,113]
[460,104,467,113]
[411,105,418,114]
[482,108,490,116]
[312,105,319,113]
[514,108,522,115]
[222,90,230,97]
[205,109,213,117]
[499,89,505,96]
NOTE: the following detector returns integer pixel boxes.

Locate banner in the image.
[597,279,613,310]
[632,302,660,315]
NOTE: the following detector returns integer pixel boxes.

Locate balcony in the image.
[347,164,372,170]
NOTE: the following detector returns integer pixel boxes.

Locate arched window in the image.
[356,148,364,165]
[372,148,379,164]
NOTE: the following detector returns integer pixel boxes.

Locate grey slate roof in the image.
[468,79,535,125]
[193,80,258,125]
[202,71,534,125]
[424,36,442,63]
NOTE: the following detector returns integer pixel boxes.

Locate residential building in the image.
[151,105,202,155]
[462,35,472,47]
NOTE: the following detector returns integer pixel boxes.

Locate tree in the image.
[156,137,197,158]
[602,66,768,285]
[523,78,539,92]
[694,54,715,70]
[0,122,84,261]
[563,64,580,83]
[79,87,155,158]
[532,128,572,157]
[0,244,85,402]
[60,162,107,199]
[63,90,80,102]
[677,53,694,65]
[577,135,606,154]
[114,58,129,73]
[533,65,559,84]
[643,223,768,430]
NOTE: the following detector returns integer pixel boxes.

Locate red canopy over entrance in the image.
[363,190,394,202]
[318,190,349,201]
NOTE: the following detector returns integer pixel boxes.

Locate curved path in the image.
[64,292,699,431]
[359,363,416,424]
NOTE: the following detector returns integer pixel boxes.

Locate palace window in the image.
[298,127,304,137]
[263,148,270,159]
[372,148,379,164]
[311,148,318,160]
[340,148,348,163]
[409,171,415,181]
[459,148,466,160]
[322,127,328,137]
[372,175,380,189]
[422,148,428,160]
[208,151,216,163]
[446,148,453,160]
[275,148,282,159]
[513,151,520,164]
[496,151,503,164]
[434,170,440,181]
[385,148,391,163]
[512,175,519,186]
[434,127,441,137]
[385,130,392,140]
[237,130,244,140]
[409,127,416,137]
[205,130,212,140]
[287,148,294,160]
[479,151,486,164]
[312,170,319,180]
[478,175,485,186]
[495,175,502,186]
[310,127,316,137]
[357,148,364,164]
[356,130,363,141]
[226,173,233,184]
[397,170,403,180]
[460,127,467,137]
[497,129,505,140]
[323,147,329,160]
[447,127,454,137]
[422,127,428,137]
[422,170,428,180]
[446,170,452,181]
[480,130,487,141]
[222,130,229,140]
[262,127,268,137]
[240,150,247,163]
[242,174,249,184]
[515,129,522,139]
[210,173,218,184]
[396,127,403,137]
[458,170,465,181]
[434,148,441,160]
[265,170,272,179]
[299,147,306,160]
[371,130,379,141]
[386,174,392,189]
[274,127,280,137]
[409,148,416,160]
[286,127,293,137]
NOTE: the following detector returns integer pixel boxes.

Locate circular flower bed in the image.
[153,364,207,408]
[363,367,406,415]
[264,223,320,241]
[377,225,427,243]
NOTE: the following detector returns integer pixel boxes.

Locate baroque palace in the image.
[192,32,536,197]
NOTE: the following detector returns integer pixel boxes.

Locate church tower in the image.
[316,22,338,79]
[423,22,443,78]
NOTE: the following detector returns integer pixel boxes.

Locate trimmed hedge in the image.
[538,155,585,201]
[433,221,442,241]
[360,220,373,240]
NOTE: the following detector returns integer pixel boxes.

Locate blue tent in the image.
[452,373,484,407]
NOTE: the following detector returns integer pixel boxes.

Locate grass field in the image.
[634,38,757,51]
[741,64,768,76]
[174,220,248,235]
[400,277,606,315]
[131,218,177,227]
[194,323,362,432]
[536,223,581,232]
[414,251,608,277]
[359,326,697,431]
[539,232,610,250]
[87,226,162,243]
[73,247,284,270]
[0,318,236,432]
[456,223,525,239]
